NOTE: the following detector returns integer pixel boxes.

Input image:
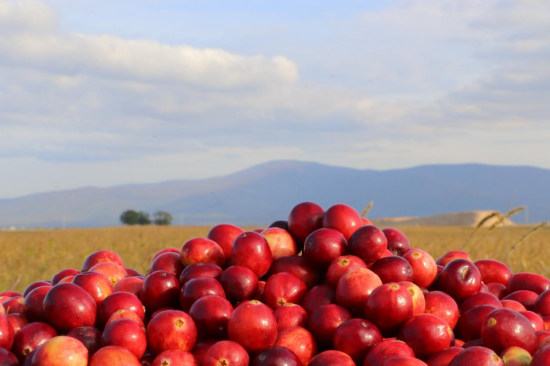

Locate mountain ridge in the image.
[0,160,547,228]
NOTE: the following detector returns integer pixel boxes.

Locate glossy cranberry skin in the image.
[507,272,550,295]
[179,277,225,312]
[437,259,481,301]
[264,273,307,309]
[333,318,382,363]
[534,290,550,316]
[22,281,51,298]
[219,266,258,303]
[273,304,308,330]
[335,268,382,317]
[6,314,27,335]
[322,203,362,241]
[180,238,225,267]
[383,228,411,256]
[51,269,81,285]
[481,308,537,355]
[398,314,454,360]
[150,252,184,277]
[309,350,355,366]
[426,347,463,366]
[459,292,502,314]
[113,277,143,297]
[449,346,503,366]
[140,271,181,313]
[365,283,414,336]
[251,346,302,366]
[326,255,368,288]
[0,314,15,351]
[474,259,512,286]
[302,284,335,315]
[364,339,415,366]
[72,272,114,307]
[348,226,387,265]
[275,326,317,366]
[81,250,124,271]
[152,247,181,260]
[147,310,198,355]
[152,350,198,366]
[67,326,102,356]
[303,228,347,268]
[207,224,245,260]
[503,290,538,310]
[0,348,17,366]
[457,305,498,342]
[202,340,249,366]
[308,304,352,348]
[270,256,319,289]
[370,256,414,283]
[179,263,223,286]
[227,300,278,353]
[43,283,97,332]
[287,202,325,244]
[402,248,438,289]
[101,319,147,359]
[12,322,58,361]
[2,297,24,315]
[97,292,145,328]
[23,286,52,322]
[487,283,507,299]
[231,232,273,278]
[189,295,233,340]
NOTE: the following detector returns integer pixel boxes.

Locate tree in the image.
[120,210,139,225]
[137,211,151,225]
[154,211,173,226]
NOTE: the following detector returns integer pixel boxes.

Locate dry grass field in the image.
[1,225,549,292]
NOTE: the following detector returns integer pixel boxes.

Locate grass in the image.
[1,225,549,292]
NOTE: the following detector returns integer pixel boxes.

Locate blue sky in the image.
[1,0,549,198]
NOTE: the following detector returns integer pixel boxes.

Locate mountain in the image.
[0,160,547,228]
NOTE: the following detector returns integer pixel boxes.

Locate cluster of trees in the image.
[120,210,173,226]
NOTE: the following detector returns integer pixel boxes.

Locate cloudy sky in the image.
[1,0,549,198]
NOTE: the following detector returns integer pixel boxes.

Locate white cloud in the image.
[356,0,550,129]
[0,1,298,90]
[0,1,57,33]
[1,0,550,198]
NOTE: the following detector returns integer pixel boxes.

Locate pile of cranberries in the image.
[1,202,549,366]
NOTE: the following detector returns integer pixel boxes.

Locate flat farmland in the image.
[1,225,549,292]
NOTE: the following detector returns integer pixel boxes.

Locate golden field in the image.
[1,225,549,292]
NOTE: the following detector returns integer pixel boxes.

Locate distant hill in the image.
[0,160,547,228]
[372,210,516,227]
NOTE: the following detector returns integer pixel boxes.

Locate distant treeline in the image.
[120,210,173,226]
